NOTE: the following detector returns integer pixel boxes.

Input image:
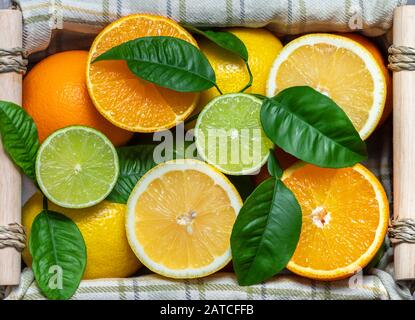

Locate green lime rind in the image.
[195,93,273,175]
[36,126,119,209]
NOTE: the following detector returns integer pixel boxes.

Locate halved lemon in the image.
[126,159,242,278]
[266,34,387,140]
[282,162,389,280]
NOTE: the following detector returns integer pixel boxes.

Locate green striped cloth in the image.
[3,0,413,300]
[2,266,402,300]
[17,0,406,54]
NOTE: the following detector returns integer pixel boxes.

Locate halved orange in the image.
[282,162,389,280]
[126,159,242,278]
[86,14,199,132]
[267,34,387,140]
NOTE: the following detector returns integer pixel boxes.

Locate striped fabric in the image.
[3,0,413,300]
[16,0,406,54]
[4,268,393,300]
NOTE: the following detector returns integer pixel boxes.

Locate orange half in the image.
[86,14,199,132]
[126,159,242,278]
[282,162,389,280]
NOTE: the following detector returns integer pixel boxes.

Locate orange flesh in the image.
[134,170,237,270]
[88,15,198,131]
[275,43,375,132]
[283,164,384,272]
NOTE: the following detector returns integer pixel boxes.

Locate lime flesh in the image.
[195,93,273,175]
[36,126,119,208]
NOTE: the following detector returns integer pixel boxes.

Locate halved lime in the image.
[195,93,273,175]
[36,126,119,208]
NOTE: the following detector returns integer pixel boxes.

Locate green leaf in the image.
[181,24,248,61]
[107,145,157,204]
[29,210,86,300]
[261,86,367,168]
[231,178,302,286]
[93,36,217,93]
[182,25,252,93]
[0,101,40,180]
[267,150,282,179]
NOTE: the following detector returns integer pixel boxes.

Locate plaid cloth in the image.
[2,0,413,300]
[16,0,406,55]
[1,266,399,300]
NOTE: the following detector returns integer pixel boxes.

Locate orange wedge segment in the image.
[282,162,389,280]
[86,14,199,132]
[267,34,387,140]
[126,159,242,278]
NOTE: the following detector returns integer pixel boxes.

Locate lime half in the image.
[195,93,273,175]
[36,126,119,208]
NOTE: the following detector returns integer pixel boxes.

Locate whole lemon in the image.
[22,193,141,279]
[198,28,283,108]
[23,50,133,146]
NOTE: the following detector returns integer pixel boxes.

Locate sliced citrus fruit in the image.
[126,159,242,278]
[194,93,274,175]
[266,34,387,140]
[282,162,389,280]
[86,14,199,132]
[36,126,119,209]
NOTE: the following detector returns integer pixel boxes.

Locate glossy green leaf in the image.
[0,101,40,181]
[182,24,248,61]
[29,210,86,300]
[261,86,367,168]
[231,178,302,286]
[267,150,282,179]
[93,36,217,92]
[107,145,157,204]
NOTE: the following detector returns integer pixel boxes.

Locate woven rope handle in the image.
[388,45,415,71]
[0,223,26,252]
[389,218,415,245]
[0,45,27,292]
[0,47,27,74]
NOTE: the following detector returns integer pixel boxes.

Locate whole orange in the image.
[23,50,133,145]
